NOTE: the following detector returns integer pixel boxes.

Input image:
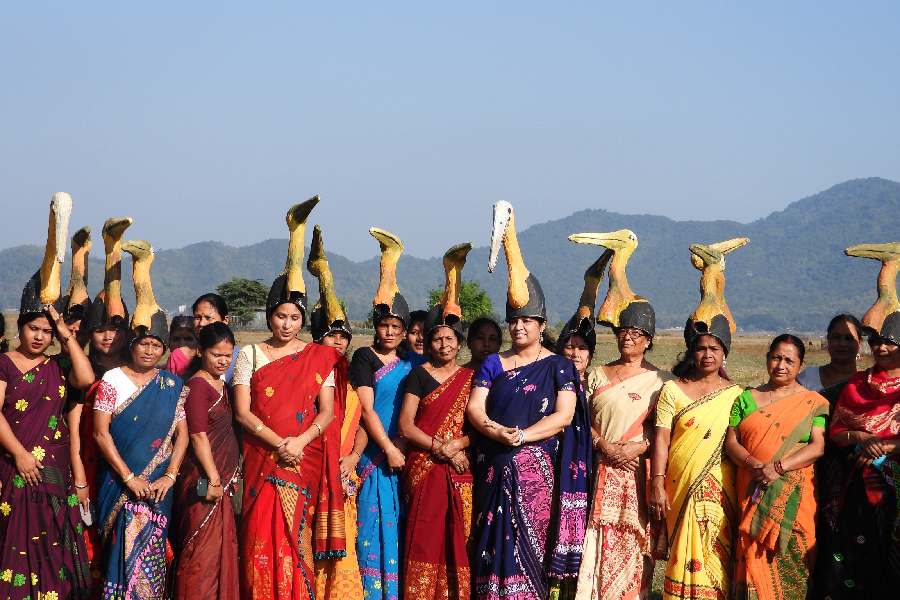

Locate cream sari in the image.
[654,381,741,600]
[575,367,671,600]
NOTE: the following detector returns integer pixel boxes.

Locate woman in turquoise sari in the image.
[349,226,425,598]
[93,324,189,599]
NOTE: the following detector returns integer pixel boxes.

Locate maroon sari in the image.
[240,344,347,600]
[0,354,89,599]
[174,377,241,600]
[403,366,474,599]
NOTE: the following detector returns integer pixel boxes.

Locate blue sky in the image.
[2,2,898,260]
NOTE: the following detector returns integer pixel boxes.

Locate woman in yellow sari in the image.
[725,334,828,600]
[650,333,741,600]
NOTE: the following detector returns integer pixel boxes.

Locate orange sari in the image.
[733,390,829,600]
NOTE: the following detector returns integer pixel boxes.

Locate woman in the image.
[797,314,862,392]
[467,316,592,599]
[0,307,93,599]
[307,223,366,600]
[649,334,741,600]
[93,324,189,598]
[814,331,900,596]
[167,294,239,383]
[576,323,668,600]
[725,334,828,599]
[173,322,241,600]
[398,242,476,598]
[406,310,428,356]
[558,331,592,384]
[168,315,197,351]
[464,317,503,371]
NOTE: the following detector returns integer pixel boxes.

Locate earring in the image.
[723,359,728,368]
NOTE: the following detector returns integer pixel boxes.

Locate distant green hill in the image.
[2,177,897,332]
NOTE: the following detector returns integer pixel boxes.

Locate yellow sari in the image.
[314,384,365,600]
[654,381,740,600]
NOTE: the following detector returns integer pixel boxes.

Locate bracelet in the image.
[652,473,666,479]
[253,422,264,433]
[122,472,135,484]
[514,429,526,446]
[164,472,177,482]
[312,422,323,437]
[73,482,88,490]
[58,334,71,345]
[275,439,289,450]
[210,481,222,487]
[773,460,785,476]
[591,436,602,449]
[352,449,362,460]
[744,454,756,467]
[430,437,437,452]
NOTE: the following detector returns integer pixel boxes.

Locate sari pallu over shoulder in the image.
[733,389,829,600]
[95,370,184,600]
[403,367,474,600]
[240,343,347,600]
[658,382,740,600]
[473,354,592,600]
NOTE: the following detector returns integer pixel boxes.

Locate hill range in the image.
[1,177,897,333]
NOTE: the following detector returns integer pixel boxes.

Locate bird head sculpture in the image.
[61,226,92,324]
[556,247,613,357]
[684,236,749,354]
[307,224,352,343]
[20,192,73,316]
[424,242,473,339]
[370,227,411,327]
[568,229,655,337]
[488,200,546,322]
[267,196,319,323]
[844,241,900,344]
[122,240,168,347]
[84,217,133,332]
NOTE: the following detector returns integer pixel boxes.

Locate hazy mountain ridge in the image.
[1,177,897,332]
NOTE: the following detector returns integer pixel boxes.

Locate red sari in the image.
[240,344,348,600]
[403,367,474,599]
[174,378,242,600]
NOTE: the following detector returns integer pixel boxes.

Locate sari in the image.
[95,369,184,600]
[654,381,740,600]
[472,353,592,600]
[402,367,475,599]
[240,344,347,600]
[173,378,241,600]
[0,354,90,599]
[314,383,365,600]
[575,368,670,600]
[354,351,425,599]
[731,389,829,600]
[812,368,900,598]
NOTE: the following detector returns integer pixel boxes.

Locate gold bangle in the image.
[253,422,264,433]
[164,472,177,482]
[122,472,135,484]
[652,473,666,478]
[312,422,323,437]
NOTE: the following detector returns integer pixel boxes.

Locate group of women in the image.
[0,195,898,600]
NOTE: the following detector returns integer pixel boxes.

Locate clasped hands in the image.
[596,438,645,471]
[431,435,469,474]
[276,435,309,467]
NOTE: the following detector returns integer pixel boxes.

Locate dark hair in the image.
[17,311,47,330]
[672,334,729,380]
[768,333,806,364]
[612,326,654,352]
[424,324,464,349]
[408,310,428,329]
[184,322,236,379]
[467,317,503,346]
[556,331,595,361]
[827,313,863,339]
[192,293,229,319]
[169,315,194,336]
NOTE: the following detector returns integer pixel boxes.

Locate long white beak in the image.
[51,192,73,264]
[488,200,512,273]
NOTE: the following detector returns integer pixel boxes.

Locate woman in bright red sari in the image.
[398,316,474,598]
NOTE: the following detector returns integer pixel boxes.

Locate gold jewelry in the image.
[74,482,88,490]
[253,422,264,433]
[312,422,323,437]
[164,472,177,483]
[122,472,135,484]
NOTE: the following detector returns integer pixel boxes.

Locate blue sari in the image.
[96,370,184,600]
[355,352,425,599]
[472,354,592,600]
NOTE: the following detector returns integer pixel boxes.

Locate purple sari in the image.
[0,354,89,599]
[472,353,591,600]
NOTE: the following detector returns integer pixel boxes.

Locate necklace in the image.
[512,349,543,371]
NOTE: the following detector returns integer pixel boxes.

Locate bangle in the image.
[122,472,135,484]
[352,450,362,460]
[652,473,666,479]
[58,334,71,345]
[253,422,264,433]
[275,439,289,450]
[430,437,437,452]
[210,481,222,487]
[164,472,177,482]
[744,454,756,467]
[591,436,602,449]
[773,460,785,476]
[312,422,323,438]
[73,482,88,490]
